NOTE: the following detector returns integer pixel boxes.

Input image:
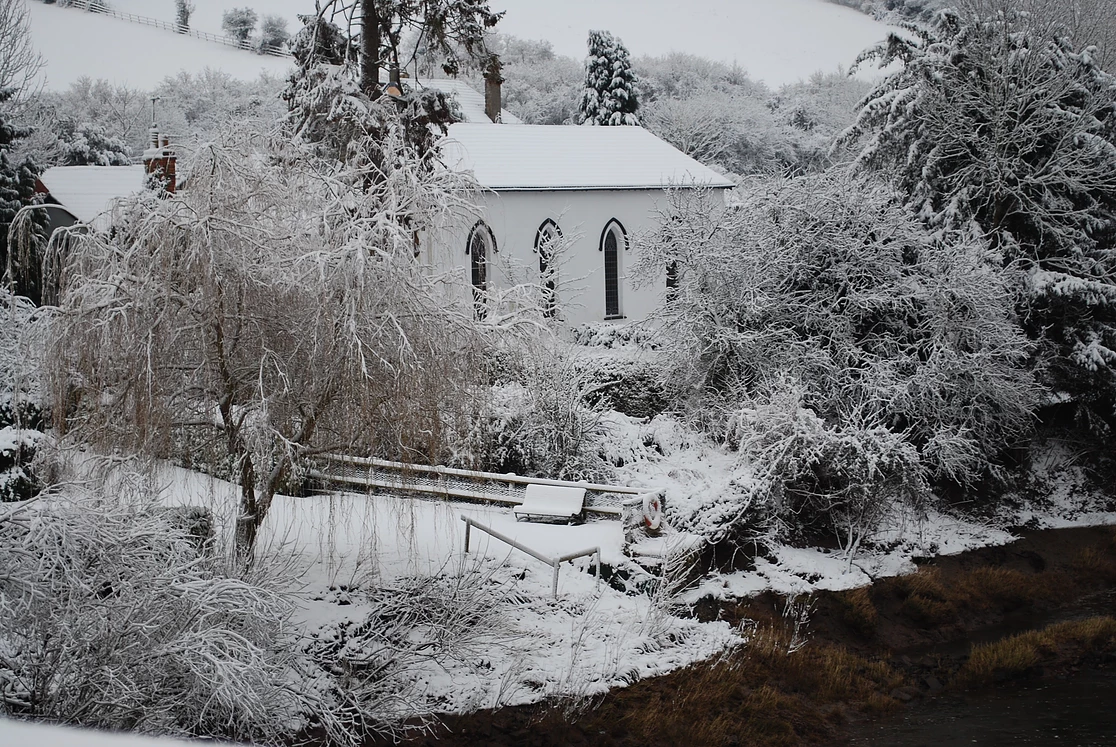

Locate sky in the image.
[30,0,893,90]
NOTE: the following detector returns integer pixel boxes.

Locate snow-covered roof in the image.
[38,165,147,225]
[417,78,523,125]
[440,123,735,191]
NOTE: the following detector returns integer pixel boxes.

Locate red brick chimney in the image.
[484,55,503,124]
[143,128,177,194]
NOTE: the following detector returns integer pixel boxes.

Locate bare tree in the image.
[0,0,44,104]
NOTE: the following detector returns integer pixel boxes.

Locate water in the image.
[848,668,1116,746]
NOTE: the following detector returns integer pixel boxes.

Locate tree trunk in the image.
[360,0,381,96]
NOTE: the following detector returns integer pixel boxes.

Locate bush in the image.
[0,488,302,741]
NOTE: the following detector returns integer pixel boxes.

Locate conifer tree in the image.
[0,87,46,301]
[578,30,640,126]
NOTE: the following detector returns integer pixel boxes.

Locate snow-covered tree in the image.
[578,30,640,125]
[174,0,194,32]
[305,0,502,96]
[840,8,1116,435]
[46,122,487,560]
[637,171,1038,547]
[222,7,257,43]
[257,14,289,54]
[0,88,46,300]
[57,121,130,165]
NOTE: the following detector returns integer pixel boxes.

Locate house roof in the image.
[440,123,735,191]
[419,78,523,125]
[37,165,147,226]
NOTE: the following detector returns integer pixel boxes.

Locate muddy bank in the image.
[371,525,1116,747]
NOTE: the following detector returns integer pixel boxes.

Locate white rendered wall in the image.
[434,189,682,326]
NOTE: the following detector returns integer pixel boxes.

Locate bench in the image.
[513,483,586,523]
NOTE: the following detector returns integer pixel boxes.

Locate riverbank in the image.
[382,524,1116,746]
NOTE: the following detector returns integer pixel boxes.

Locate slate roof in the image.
[37,165,147,226]
[440,123,735,191]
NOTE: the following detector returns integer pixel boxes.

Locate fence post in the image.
[463,517,471,553]
[551,561,560,597]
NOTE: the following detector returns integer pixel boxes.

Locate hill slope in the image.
[26,2,293,91]
[36,0,891,90]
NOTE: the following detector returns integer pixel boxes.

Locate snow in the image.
[0,720,231,747]
[152,463,740,715]
[420,78,523,124]
[441,122,736,191]
[26,2,292,91]
[30,1,891,91]
[37,165,147,226]
[490,0,894,87]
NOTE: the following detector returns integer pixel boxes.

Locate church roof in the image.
[37,165,147,226]
[419,78,523,125]
[440,123,735,191]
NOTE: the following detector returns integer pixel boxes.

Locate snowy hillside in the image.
[34,0,892,90]
[25,2,293,90]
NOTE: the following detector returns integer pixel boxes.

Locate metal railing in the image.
[313,453,649,517]
[64,1,293,58]
[462,516,600,597]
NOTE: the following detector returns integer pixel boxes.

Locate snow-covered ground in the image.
[26,1,292,90]
[0,719,231,747]
[153,463,739,715]
[29,0,892,91]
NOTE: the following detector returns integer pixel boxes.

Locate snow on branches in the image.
[840,8,1116,431]
[636,171,1038,551]
[46,122,486,559]
[578,30,640,126]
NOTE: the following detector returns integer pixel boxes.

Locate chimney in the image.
[483,54,503,124]
[143,130,177,194]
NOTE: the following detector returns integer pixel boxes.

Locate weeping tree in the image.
[47,123,489,560]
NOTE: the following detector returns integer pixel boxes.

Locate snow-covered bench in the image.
[513,484,586,523]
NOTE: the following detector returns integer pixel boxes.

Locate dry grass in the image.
[956,616,1116,686]
[835,587,878,638]
[589,614,904,746]
[891,564,1070,627]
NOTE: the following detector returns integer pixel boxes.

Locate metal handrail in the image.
[462,516,600,597]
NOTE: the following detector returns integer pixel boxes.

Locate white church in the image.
[432,77,734,326]
[35,75,733,327]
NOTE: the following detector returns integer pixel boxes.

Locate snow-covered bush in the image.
[462,348,611,481]
[636,172,1039,547]
[0,290,46,502]
[0,487,302,742]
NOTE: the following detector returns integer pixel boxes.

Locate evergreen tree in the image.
[840,9,1116,436]
[578,30,640,125]
[0,87,46,302]
[58,121,131,165]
